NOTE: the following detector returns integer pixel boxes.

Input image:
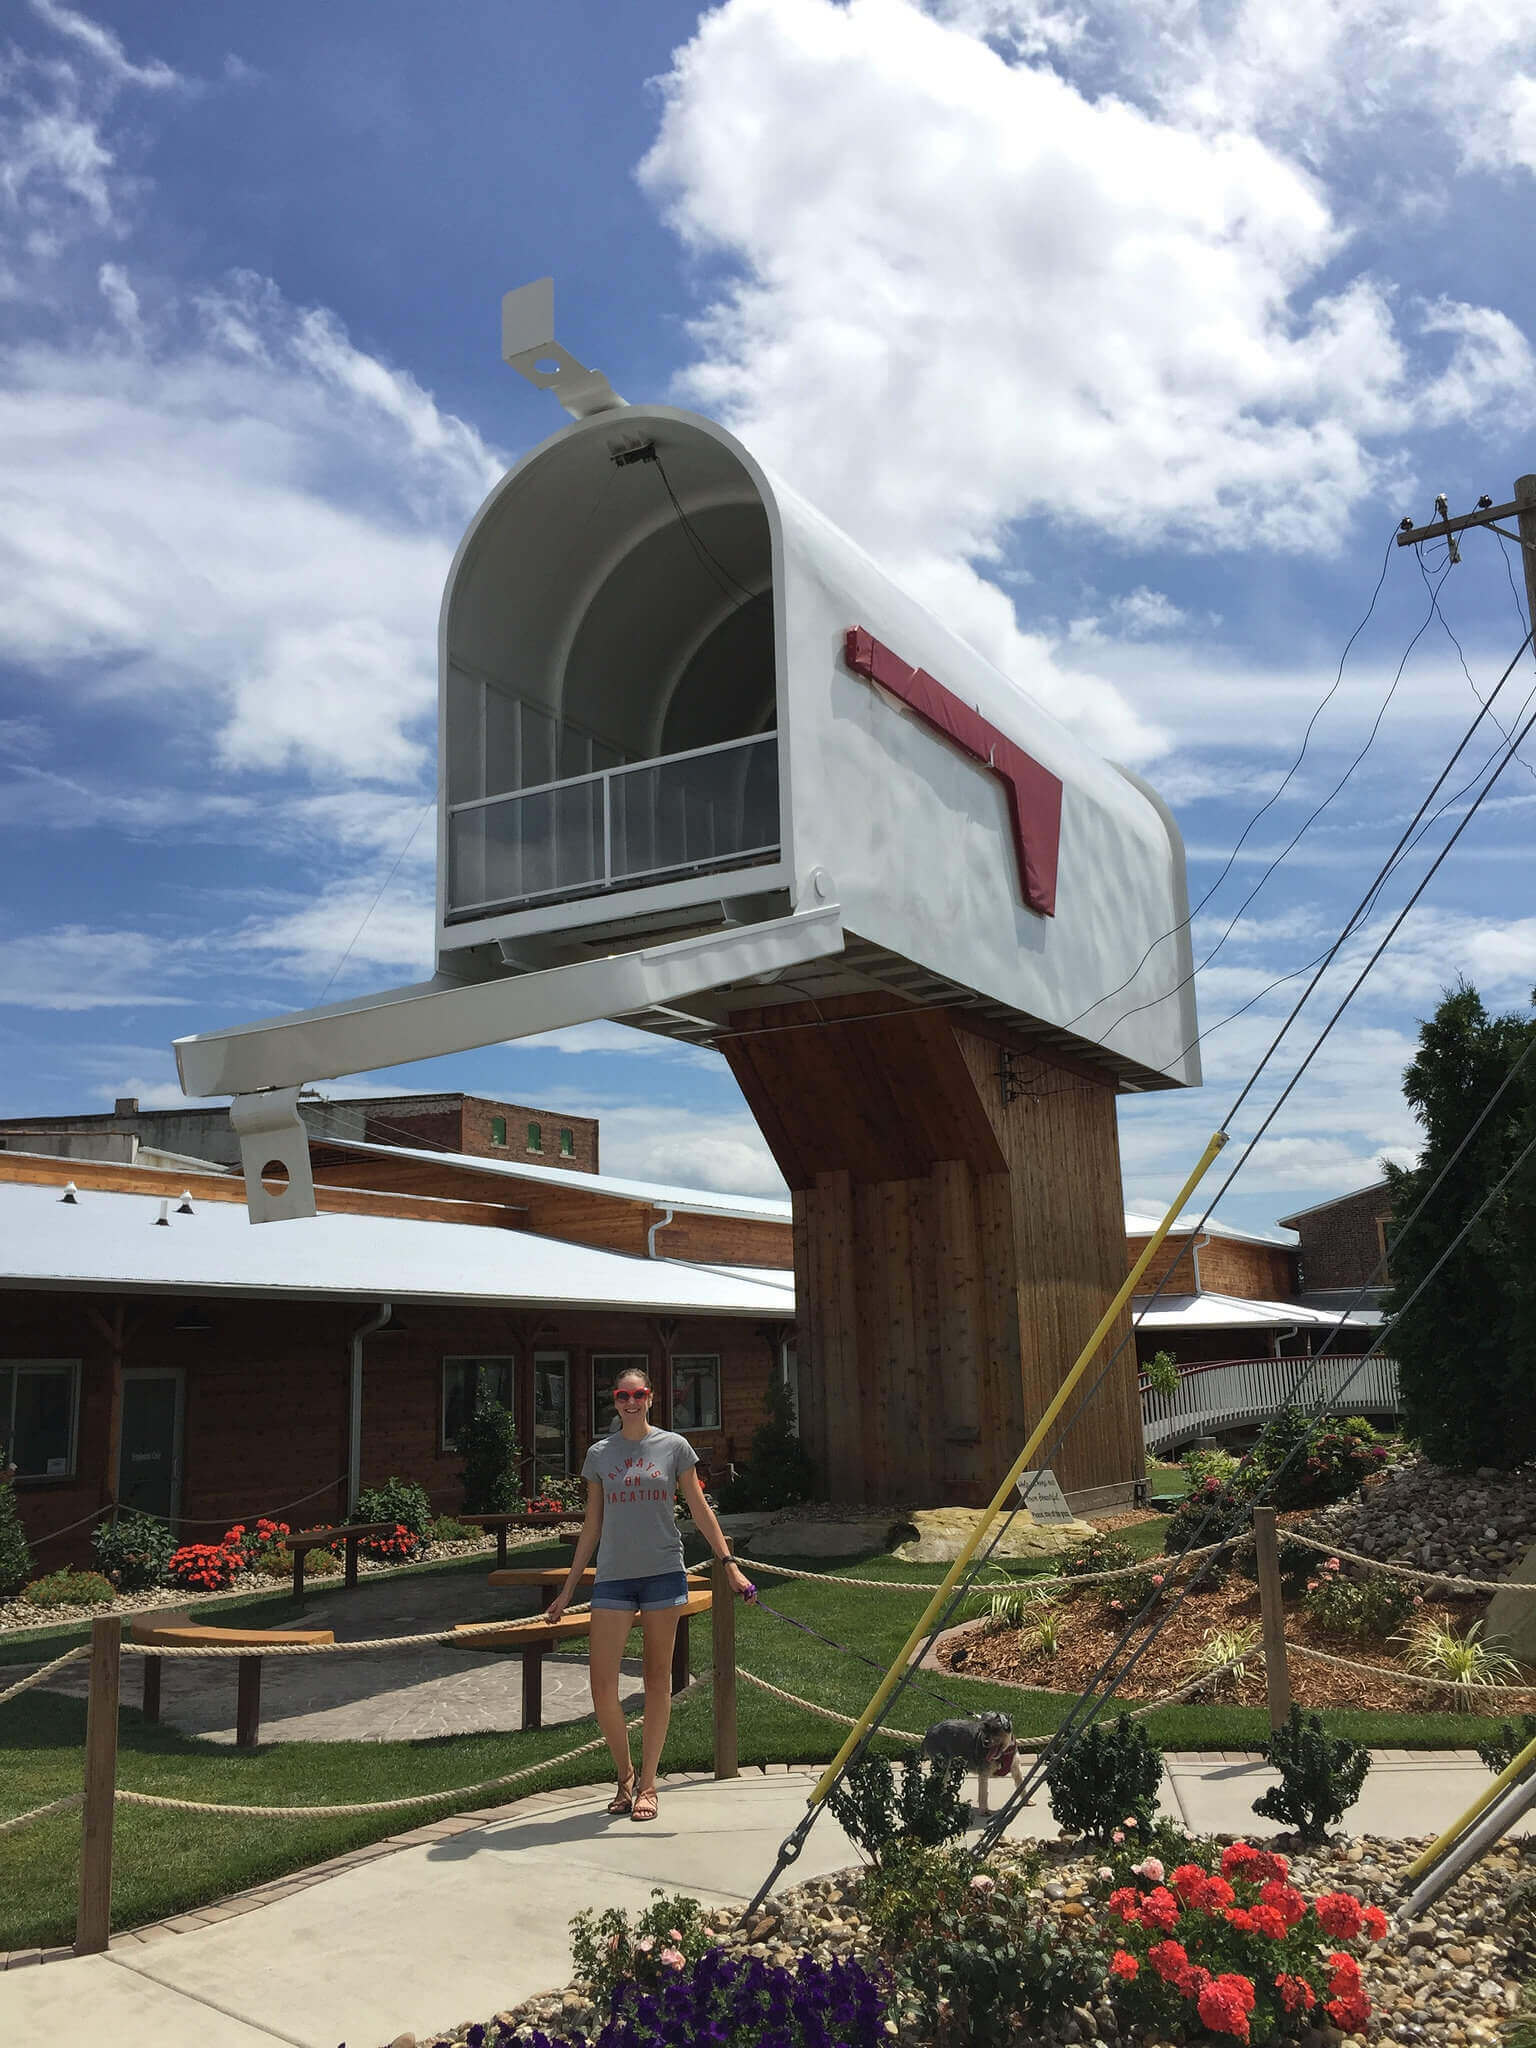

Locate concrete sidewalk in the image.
[1,1754,1528,2048]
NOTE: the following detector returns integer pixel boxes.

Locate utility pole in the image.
[1398,475,1536,644]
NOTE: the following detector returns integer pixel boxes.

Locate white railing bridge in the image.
[1139,1353,1401,1455]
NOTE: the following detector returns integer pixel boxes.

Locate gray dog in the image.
[920,1710,1028,1815]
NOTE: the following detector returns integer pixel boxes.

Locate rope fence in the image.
[1286,1529,1536,1596]
[0,1644,87,1707]
[744,1535,1239,1597]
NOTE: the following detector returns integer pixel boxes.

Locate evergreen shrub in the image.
[1044,1713,1163,1840]
[20,1568,115,1609]
[0,1465,33,1598]
[716,1375,815,1512]
[1252,1707,1370,1840]
[826,1752,969,1863]
[459,1396,526,1515]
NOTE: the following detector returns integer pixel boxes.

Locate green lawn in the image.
[0,1531,1511,1951]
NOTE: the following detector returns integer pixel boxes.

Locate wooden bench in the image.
[281,1520,398,1597]
[451,1588,712,1731]
[464,1510,582,1569]
[129,1610,334,1749]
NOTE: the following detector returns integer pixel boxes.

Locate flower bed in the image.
[392,1833,1531,2048]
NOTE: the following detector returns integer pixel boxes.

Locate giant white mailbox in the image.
[175,282,1198,1228]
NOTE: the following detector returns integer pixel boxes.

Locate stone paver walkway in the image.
[31,1569,642,1742]
[1,1756,1530,2048]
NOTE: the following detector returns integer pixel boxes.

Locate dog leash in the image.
[747,1591,976,1718]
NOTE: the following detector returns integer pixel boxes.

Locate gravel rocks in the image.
[393,1833,1534,2048]
[1298,1456,1536,1583]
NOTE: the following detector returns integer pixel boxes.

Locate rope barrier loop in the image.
[0,1645,88,1707]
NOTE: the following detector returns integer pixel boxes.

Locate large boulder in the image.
[747,1518,906,1558]
[892,1505,1095,1563]
[1485,1540,1536,1669]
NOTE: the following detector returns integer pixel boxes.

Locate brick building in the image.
[0,1090,600,1177]
[0,1150,790,1573]
[1276,1181,1393,1306]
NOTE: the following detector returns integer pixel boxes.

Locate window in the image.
[559,1127,575,1158]
[533,1352,570,1479]
[671,1355,721,1433]
[490,1116,507,1147]
[0,1362,79,1479]
[442,1356,515,1451]
[527,1121,543,1153]
[591,1354,650,1436]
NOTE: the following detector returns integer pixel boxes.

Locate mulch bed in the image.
[937,1574,1536,1714]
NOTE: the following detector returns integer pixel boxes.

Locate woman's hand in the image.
[724,1561,756,1601]
[543,1590,570,1624]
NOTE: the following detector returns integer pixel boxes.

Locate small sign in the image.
[46,1456,68,1476]
[1014,1467,1075,1524]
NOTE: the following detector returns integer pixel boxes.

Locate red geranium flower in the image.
[1105,1887,1142,1924]
[1316,1892,1365,1940]
[1275,1973,1316,2014]
[1362,1903,1388,1941]
[1148,1940,1190,1984]
[1139,1886,1181,1932]
[1110,1950,1139,1980]
[1248,1903,1288,1940]
[1259,1878,1308,1928]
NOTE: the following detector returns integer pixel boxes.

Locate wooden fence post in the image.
[712,1557,738,1780]
[1252,1506,1292,1734]
[76,1615,121,1956]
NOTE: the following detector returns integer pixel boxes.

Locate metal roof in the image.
[1133,1290,1381,1329]
[1123,1209,1299,1250]
[0,1179,796,1317]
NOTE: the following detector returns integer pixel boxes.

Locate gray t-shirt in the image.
[581,1428,699,1581]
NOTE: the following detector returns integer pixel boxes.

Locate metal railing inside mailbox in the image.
[446,731,781,919]
[1138,1351,1401,1454]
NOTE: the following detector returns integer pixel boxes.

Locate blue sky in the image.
[2,0,1535,1231]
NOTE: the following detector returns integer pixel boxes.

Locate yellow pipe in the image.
[1403,1727,1536,1882]
[809,1127,1229,1806]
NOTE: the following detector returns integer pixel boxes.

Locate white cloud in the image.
[0,925,188,1010]
[640,0,1533,757]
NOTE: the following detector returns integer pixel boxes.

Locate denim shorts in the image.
[590,1570,691,1612]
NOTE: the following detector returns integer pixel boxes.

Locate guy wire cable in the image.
[1084,553,1468,1051]
[972,1110,1536,1855]
[1066,531,1401,1035]
[745,621,1536,1905]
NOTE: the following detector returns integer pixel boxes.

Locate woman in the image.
[544,1365,755,1821]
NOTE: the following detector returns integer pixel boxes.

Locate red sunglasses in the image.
[614,1388,650,1402]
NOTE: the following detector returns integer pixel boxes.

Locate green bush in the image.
[1100,1816,1218,1889]
[1302,1564,1417,1640]
[857,1838,1034,1952]
[1180,1444,1239,1490]
[20,1569,116,1609]
[1252,1706,1370,1840]
[1142,1349,1179,1398]
[0,1466,33,1598]
[1247,1406,1389,1510]
[568,1888,710,2006]
[458,1396,526,1516]
[91,1509,174,1591]
[1236,1531,1315,1601]
[717,1374,816,1512]
[354,1476,433,1557]
[1044,1713,1163,1840]
[1162,1477,1247,1580]
[1056,1532,1140,1592]
[826,1752,969,1865]
[1476,1713,1536,1775]
[428,1515,478,1544]
[902,1888,1106,2048]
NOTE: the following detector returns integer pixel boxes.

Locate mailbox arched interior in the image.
[443,417,780,928]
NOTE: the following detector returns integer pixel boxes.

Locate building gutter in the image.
[1189,1231,1210,1291]
[647,1206,676,1259]
[1270,1325,1297,1359]
[349,1302,392,1513]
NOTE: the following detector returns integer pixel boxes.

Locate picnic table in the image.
[281,1520,398,1597]
[130,1609,334,1749]
[452,1587,712,1730]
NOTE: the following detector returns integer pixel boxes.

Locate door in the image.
[532,1352,569,1482]
[118,1370,184,1525]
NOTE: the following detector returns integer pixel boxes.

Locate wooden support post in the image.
[141,1656,161,1725]
[1253,1506,1292,1734]
[522,1646,544,1732]
[711,1559,737,1780]
[292,1547,305,1601]
[671,1614,690,1695]
[76,1616,120,1957]
[235,1657,262,1750]
[496,1524,508,1570]
[345,1532,361,1590]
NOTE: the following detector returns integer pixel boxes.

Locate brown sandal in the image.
[631,1787,659,1823]
[607,1776,635,1815]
